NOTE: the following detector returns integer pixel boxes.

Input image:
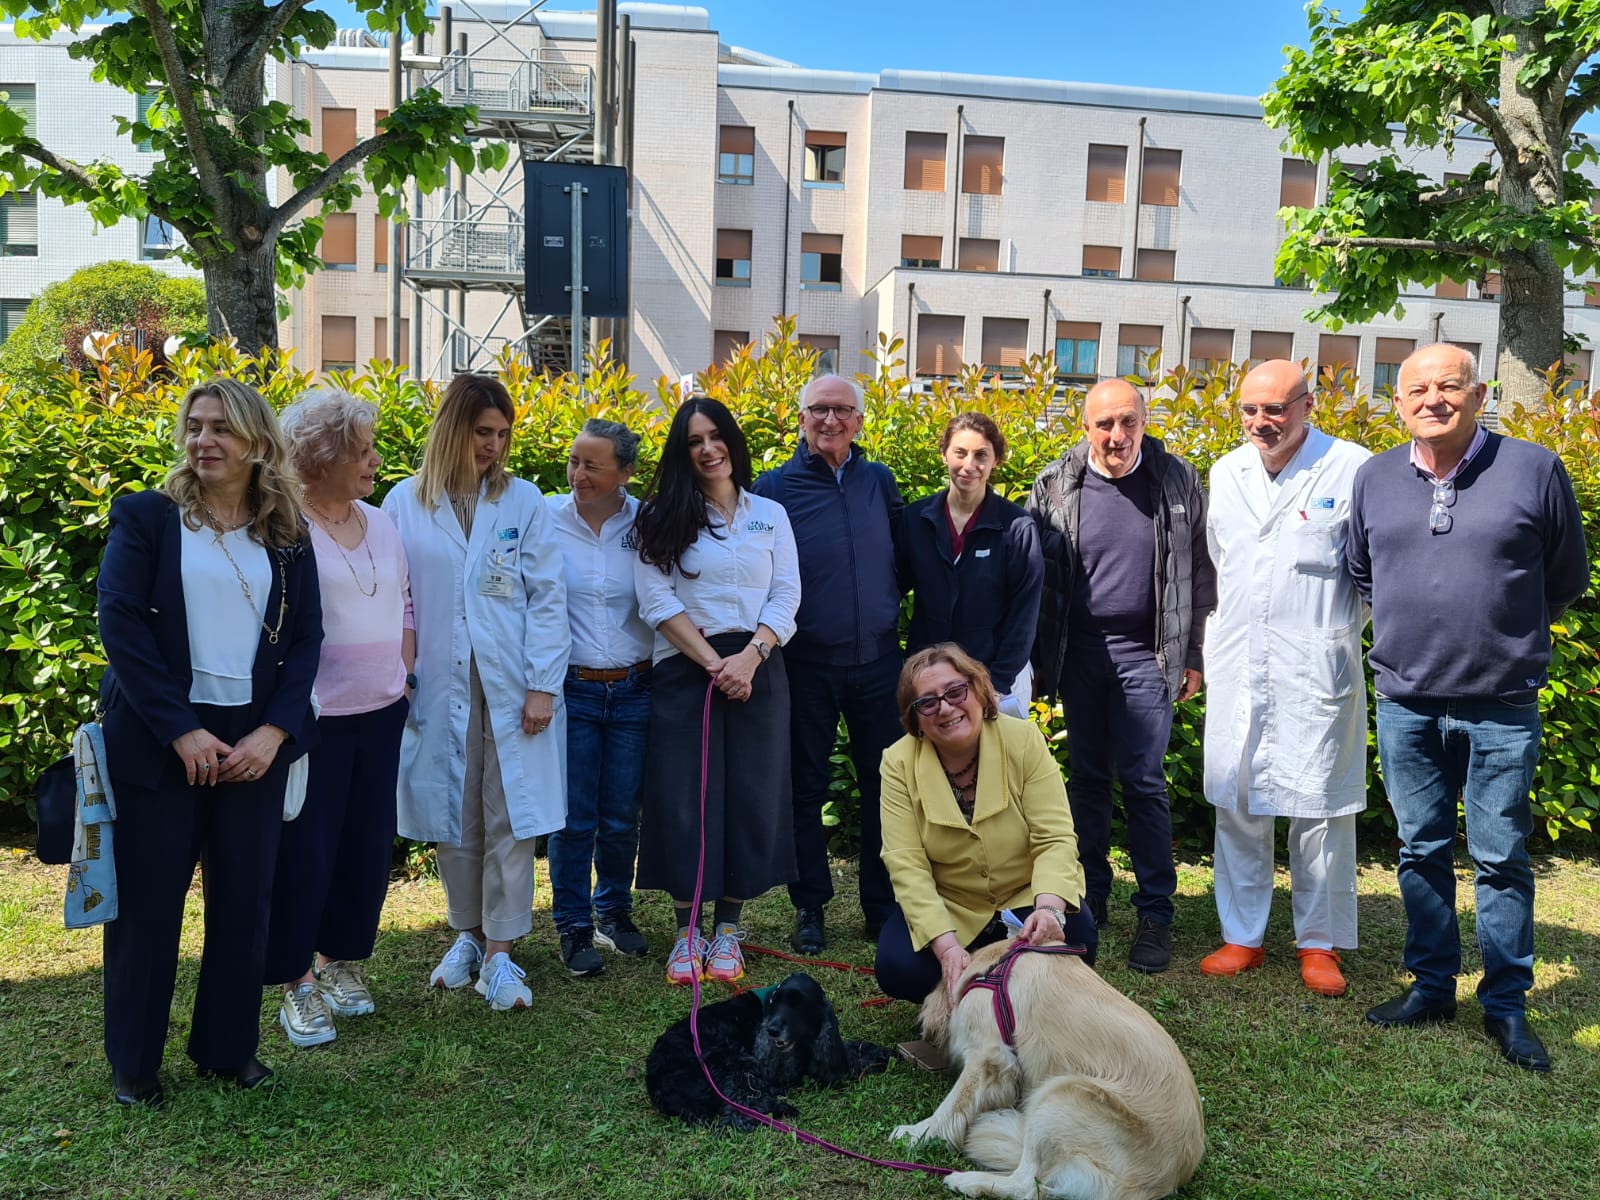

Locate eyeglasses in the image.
[1239,392,1311,419]
[911,680,970,718]
[1428,478,1455,534]
[805,404,861,422]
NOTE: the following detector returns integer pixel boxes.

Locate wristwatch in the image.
[405,672,418,691]
[748,637,772,662]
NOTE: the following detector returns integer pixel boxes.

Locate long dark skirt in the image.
[636,631,796,901]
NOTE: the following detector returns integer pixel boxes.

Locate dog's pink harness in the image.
[960,941,1089,1047]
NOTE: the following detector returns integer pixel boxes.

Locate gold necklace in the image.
[200,495,249,533]
[305,497,355,528]
[311,501,378,598]
[211,527,289,645]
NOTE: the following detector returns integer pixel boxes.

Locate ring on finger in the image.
[199,762,210,772]
[246,767,258,778]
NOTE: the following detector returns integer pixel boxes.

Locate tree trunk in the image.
[202,244,281,355]
[1495,253,1567,413]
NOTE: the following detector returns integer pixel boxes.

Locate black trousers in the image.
[103,704,289,1078]
[874,905,1100,1003]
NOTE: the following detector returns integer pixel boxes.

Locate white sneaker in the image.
[316,960,376,1016]
[279,982,337,1048]
[429,932,485,989]
[475,951,532,1011]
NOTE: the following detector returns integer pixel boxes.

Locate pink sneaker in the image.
[704,928,746,983]
[665,932,709,986]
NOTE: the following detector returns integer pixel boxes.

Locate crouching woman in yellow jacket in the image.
[875,643,1098,1003]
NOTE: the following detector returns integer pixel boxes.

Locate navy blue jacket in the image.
[896,488,1043,689]
[752,440,904,666]
[97,489,323,782]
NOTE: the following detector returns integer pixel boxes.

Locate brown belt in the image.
[572,661,651,683]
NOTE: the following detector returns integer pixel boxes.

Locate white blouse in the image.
[633,489,801,664]
[548,490,655,670]
[181,521,271,706]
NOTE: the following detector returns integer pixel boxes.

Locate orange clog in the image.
[1297,948,1348,997]
[1199,943,1266,976]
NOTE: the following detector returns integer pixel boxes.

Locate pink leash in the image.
[684,679,951,1176]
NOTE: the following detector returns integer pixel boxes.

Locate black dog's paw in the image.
[772,1099,799,1120]
[846,1040,895,1077]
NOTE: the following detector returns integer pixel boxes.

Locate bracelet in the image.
[1037,906,1067,932]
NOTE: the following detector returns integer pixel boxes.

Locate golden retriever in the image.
[891,937,1204,1200]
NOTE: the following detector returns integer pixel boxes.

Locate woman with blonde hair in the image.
[97,378,322,1105]
[265,389,411,1047]
[382,374,568,1012]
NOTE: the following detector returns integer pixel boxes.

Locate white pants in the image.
[1212,804,1358,951]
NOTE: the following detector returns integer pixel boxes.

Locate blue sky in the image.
[323,0,1315,101]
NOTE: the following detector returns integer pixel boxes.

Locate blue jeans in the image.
[1375,695,1542,1017]
[1062,649,1177,923]
[548,668,652,931]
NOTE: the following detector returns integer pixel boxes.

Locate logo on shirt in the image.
[1310,497,1336,510]
[619,533,640,550]
[747,519,775,533]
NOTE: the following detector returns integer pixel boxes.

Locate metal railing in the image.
[407,216,524,277]
[421,53,594,117]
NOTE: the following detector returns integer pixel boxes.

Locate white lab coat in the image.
[383,475,570,844]
[1202,427,1370,818]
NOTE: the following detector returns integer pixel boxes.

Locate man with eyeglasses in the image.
[1029,378,1216,973]
[753,374,906,953]
[1346,342,1588,1072]
[1200,359,1371,999]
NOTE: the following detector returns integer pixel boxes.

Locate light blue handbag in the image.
[64,722,118,928]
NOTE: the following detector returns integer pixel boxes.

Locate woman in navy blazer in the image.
[97,378,321,1107]
[895,412,1043,718]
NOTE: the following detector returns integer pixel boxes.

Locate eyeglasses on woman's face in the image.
[911,680,971,718]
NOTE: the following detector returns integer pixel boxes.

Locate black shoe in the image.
[113,1070,164,1109]
[1365,987,1457,1028]
[1483,1013,1551,1072]
[560,926,606,977]
[198,1056,275,1090]
[792,907,826,955]
[1087,896,1108,929]
[594,911,649,957]
[1126,918,1171,974]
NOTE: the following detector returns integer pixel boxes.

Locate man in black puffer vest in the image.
[1028,379,1215,974]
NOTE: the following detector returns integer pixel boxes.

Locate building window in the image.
[1134,248,1175,282]
[1055,320,1100,380]
[719,125,754,185]
[374,317,410,367]
[958,237,999,272]
[322,213,357,270]
[1373,337,1414,393]
[374,214,389,272]
[321,315,357,373]
[962,136,1004,196]
[903,131,947,191]
[375,108,389,132]
[1082,244,1120,278]
[1085,144,1126,204]
[981,317,1028,376]
[140,214,176,261]
[803,131,846,187]
[1436,277,1469,300]
[1188,328,1234,373]
[901,234,941,269]
[2,85,35,136]
[321,107,357,161]
[1141,147,1181,207]
[136,91,159,152]
[1587,282,1600,308]
[1280,158,1317,210]
[1249,330,1294,365]
[0,297,28,345]
[713,329,749,364]
[1317,334,1359,380]
[1563,348,1592,397]
[1481,272,1501,301]
[916,313,965,377]
[0,191,38,257]
[1448,340,1481,366]
[800,333,840,376]
[1117,323,1163,380]
[800,233,842,291]
[715,229,751,287]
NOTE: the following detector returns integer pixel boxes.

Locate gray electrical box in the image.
[523,162,629,318]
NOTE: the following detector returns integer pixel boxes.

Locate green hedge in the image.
[2,322,1596,848]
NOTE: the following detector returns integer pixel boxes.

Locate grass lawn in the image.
[1,843,1597,1200]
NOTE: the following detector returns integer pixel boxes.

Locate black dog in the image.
[646,972,893,1129]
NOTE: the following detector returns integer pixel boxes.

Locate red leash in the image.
[684,680,950,1177]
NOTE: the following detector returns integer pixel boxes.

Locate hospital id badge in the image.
[478,567,515,597]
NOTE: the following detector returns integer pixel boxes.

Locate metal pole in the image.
[616,16,633,370]
[569,182,586,380]
[453,31,468,362]
[388,31,403,364]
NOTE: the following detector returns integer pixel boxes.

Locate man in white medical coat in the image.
[1199,359,1371,998]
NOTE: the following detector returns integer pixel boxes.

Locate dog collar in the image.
[960,942,1089,1047]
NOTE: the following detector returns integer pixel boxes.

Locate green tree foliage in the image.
[0,1,508,354]
[2,324,1595,846]
[0,261,206,383]
[1263,1,1600,409]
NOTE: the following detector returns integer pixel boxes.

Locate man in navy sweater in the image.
[1346,343,1589,1072]
[753,374,905,952]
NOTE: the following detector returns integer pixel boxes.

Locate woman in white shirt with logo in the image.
[632,397,801,987]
